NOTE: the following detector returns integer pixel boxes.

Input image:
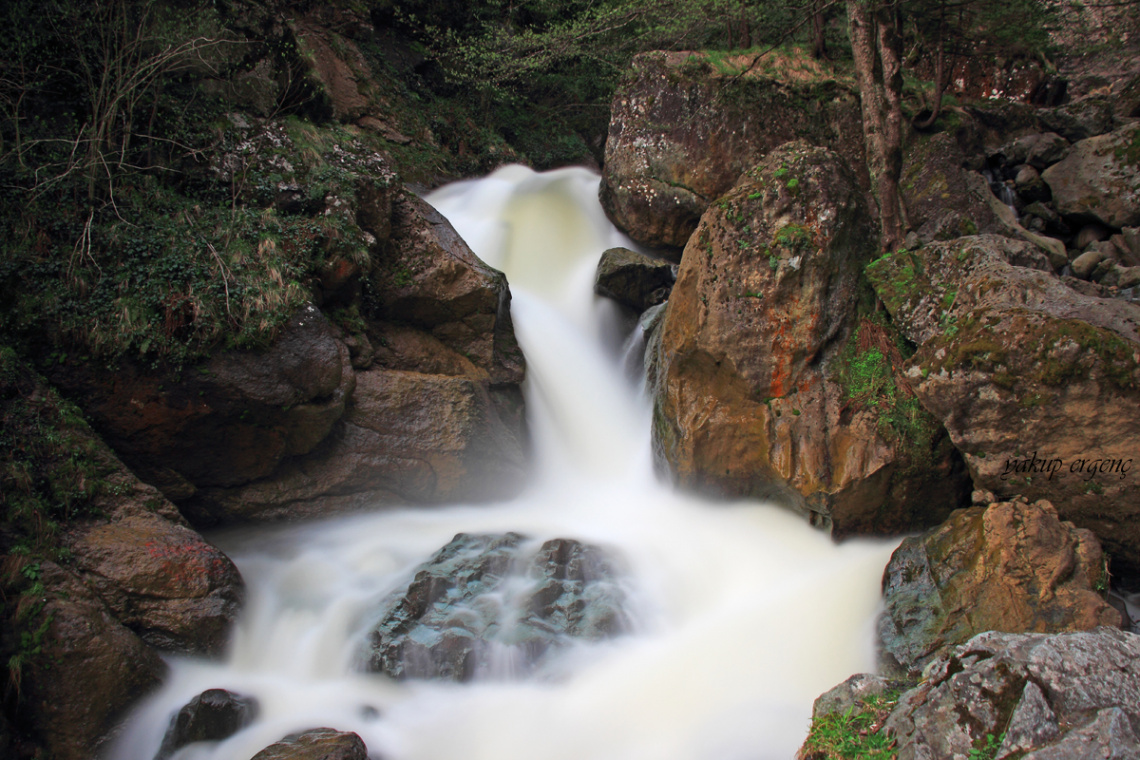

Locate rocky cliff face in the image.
[652,142,970,535]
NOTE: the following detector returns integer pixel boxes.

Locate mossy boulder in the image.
[866,235,1140,573]
[1042,122,1140,228]
[901,132,1003,244]
[652,142,969,535]
[600,50,865,251]
[251,729,368,760]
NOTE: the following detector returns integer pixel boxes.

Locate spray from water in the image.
[109,166,899,760]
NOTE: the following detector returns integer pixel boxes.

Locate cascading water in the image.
[109,166,900,760]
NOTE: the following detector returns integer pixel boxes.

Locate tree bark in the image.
[847,0,905,252]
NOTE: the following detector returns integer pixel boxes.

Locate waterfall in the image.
[108,166,899,760]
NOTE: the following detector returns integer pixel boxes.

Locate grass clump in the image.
[800,691,901,760]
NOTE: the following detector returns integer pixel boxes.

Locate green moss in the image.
[834,318,940,451]
[1114,125,1140,168]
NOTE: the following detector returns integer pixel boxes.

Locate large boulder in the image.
[901,132,1004,244]
[653,142,969,535]
[865,235,1140,573]
[184,195,529,523]
[370,193,526,389]
[68,512,244,655]
[884,628,1140,760]
[49,306,355,498]
[188,367,527,521]
[878,496,1120,678]
[365,533,626,681]
[1,352,245,758]
[1042,122,1140,228]
[7,563,167,760]
[600,50,865,251]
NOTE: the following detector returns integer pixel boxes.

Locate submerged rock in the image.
[653,142,969,535]
[878,498,1120,677]
[251,728,368,760]
[156,689,259,760]
[866,234,1140,573]
[365,533,626,681]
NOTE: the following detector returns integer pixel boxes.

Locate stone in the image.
[13,563,167,760]
[251,729,368,760]
[866,234,1140,574]
[1026,133,1072,169]
[594,247,676,313]
[653,142,970,536]
[878,499,1120,677]
[372,193,525,388]
[49,306,355,495]
[156,689,259,760]
[365,533,626,681]
[1014,164,1050,202]
[188,366,528,521]
[599,50,865,250]
[973,174,1069,267]
[1071,244,1117,280]
[811,674,898,722]
[1042,122,1140,229]
[1038,96,1117,142]
[68,513,244,654]
[902,133,1004,244]
[1076,223,1113,251]
[882,628,1140,760]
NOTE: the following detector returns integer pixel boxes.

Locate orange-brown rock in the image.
[68,512,243,654]
[878,497,1121,677]
[652,142,969,534]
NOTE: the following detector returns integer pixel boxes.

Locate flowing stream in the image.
[110,166,899,760]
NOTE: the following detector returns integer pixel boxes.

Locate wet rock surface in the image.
[365,532,627,681]
[866,234,1140,572]
[653,142,969,535]
[594,247,676,313]
[878,497,1120,678]
[250,728,368,760]
[156,689,259,760]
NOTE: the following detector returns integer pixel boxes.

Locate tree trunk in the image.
[812,6,828,59]
[847,0,905,252]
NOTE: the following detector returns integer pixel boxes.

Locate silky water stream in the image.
[110,166,900,760]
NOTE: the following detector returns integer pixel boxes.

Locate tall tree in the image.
[847,0,905,252]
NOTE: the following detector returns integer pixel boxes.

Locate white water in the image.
[110,166,899,760]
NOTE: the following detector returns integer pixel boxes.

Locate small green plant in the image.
[968,733,1005,760]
